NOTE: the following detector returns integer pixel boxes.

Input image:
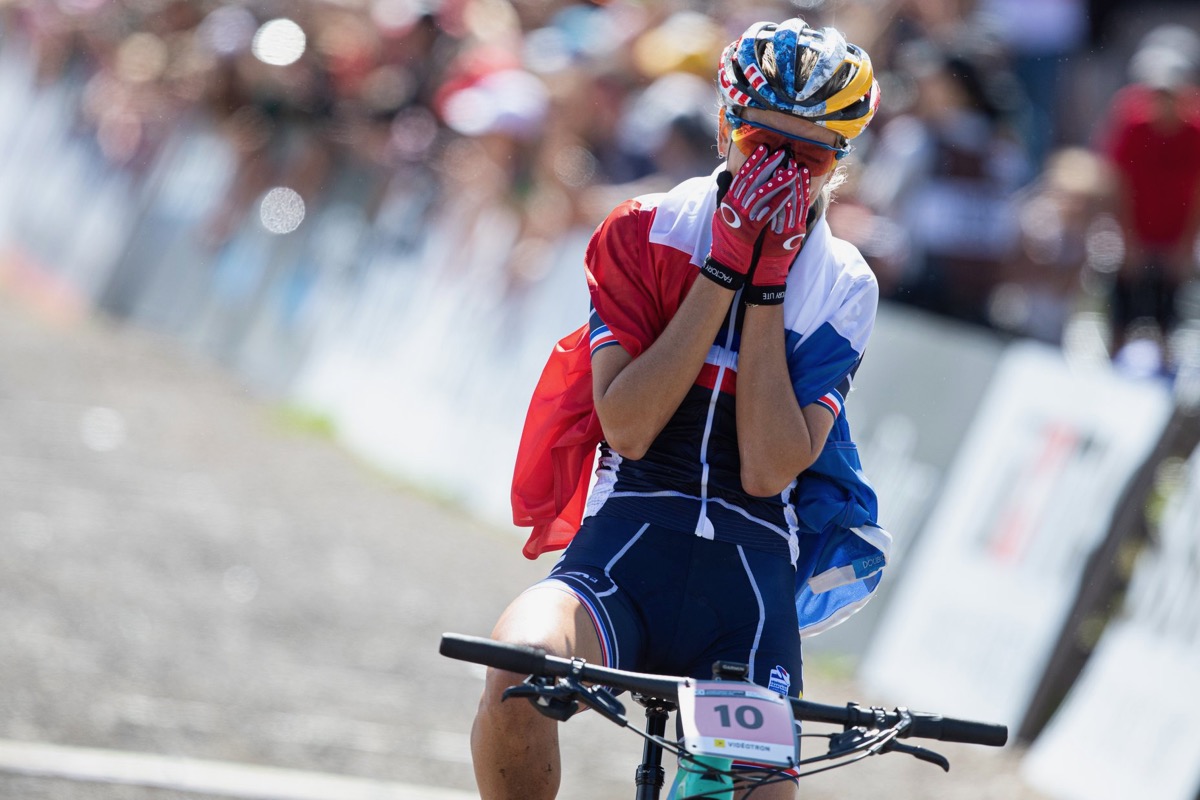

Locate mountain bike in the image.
[440,632,1008,800]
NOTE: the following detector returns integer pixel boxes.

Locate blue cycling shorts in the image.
[536,515,803,698]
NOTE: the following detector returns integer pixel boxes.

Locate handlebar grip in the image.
[439,633,548,676]
[906,712,1008,747]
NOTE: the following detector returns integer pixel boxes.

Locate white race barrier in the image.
[1021,438,1200,800]
[859,342,1174,730]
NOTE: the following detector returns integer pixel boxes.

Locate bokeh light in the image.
[197,5,257,57]
[370,0,422,33]
[251,18,307,67]
[553,145,598,188]
[259,187,306,234]
[1084,216,1125,273]
[360,65,414,115]
[114,33,168,84]
[390,107,438,160]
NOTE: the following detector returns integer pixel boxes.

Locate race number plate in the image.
[678,680,798,767]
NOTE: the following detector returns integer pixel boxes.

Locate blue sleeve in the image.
[785,322,862,409]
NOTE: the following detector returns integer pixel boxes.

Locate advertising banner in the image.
[1021,439,1200,800]
[859,341,1174,729]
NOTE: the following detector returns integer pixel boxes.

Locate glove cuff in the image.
[699,255,746,291]
[743,284,786,306]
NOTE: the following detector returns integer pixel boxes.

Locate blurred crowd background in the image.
[4,0,1200,371]
[3,4,1200,797]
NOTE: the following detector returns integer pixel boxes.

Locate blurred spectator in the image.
[1096,25,1200,367]
[8,0,1198,363]
[974,0,1089,171]
[991,147,1116,343]
[199,7,339,249]
[851,41,1030,328]
[434,43,553,291]
[581,69,720,221]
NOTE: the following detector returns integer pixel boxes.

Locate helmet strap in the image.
[716,111,731,159]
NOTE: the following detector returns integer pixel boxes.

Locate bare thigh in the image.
[489,584,605,664]
[471,585,605,800]
[473,585,607,756]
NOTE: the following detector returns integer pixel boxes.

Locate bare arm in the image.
[735,303,835,497]
[592,278,735,460]
[594,147,800,463]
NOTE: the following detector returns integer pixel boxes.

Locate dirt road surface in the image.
[0,287,1051,799]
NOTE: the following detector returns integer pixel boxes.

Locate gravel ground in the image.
[0,285,1052,799]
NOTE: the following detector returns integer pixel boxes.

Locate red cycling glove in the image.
[701,145,797,292]
[745,163,810,306]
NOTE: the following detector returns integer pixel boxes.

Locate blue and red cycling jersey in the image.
[512,167,891,636]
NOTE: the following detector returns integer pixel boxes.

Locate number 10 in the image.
[714,704,764,730]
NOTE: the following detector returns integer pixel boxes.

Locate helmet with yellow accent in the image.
[717,19,881,141]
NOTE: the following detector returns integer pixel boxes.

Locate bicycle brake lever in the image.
[884,741,950,772]
[827,727,870,757]
[503,679,581,722]
[576,684,629,728]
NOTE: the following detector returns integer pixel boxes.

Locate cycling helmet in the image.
[717,19,881,140]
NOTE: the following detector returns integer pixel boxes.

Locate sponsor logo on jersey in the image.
[768,665,791,696]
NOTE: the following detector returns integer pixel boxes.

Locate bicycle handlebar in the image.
[440,633,1008,748]
[441,632,683,698]
[796,700,1008,747]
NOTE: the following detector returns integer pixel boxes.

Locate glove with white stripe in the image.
[702,145,797,292]
[744,162,810,306]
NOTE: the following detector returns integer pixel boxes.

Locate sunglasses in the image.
[724,108,852,175]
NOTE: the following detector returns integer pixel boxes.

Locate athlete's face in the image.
[720,108,844,209]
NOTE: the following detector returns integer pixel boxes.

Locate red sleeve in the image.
[585,199,667,359]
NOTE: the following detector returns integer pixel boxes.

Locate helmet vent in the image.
[805,62,857,105]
